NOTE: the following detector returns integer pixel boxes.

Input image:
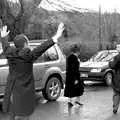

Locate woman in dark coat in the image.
[64,52,84,107]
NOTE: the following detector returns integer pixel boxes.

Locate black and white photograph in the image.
[0,0,120,120]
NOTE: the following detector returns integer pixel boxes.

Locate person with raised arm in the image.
[0,22,64,120]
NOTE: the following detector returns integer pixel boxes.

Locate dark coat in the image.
[109,53,120,92]
[64,53,84,98]
[2,37,54,116]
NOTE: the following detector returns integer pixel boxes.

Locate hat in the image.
[14,34,29,48]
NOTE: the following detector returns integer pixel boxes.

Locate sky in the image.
[67,0,120,13]
[40,0,120,13]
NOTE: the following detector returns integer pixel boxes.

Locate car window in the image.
[98,52,109,61]
[90,51,107,62]
[101,52,118,62]
[0,50,5,59]
[89,51,118,62]
[31,45,58,63]
[43,46,58,62]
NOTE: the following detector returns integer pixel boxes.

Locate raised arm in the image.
[31,22,65,61]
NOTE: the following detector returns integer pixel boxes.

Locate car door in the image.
[33,45,59,90]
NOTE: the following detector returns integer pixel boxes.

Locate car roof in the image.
[99,50,118,53]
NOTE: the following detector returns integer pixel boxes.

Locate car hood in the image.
[80,61,109,68]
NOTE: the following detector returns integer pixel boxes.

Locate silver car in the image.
[0,40,66,101]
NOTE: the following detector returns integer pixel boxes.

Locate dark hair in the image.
[14,34,29,48]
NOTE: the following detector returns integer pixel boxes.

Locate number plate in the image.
[80,73,88,77]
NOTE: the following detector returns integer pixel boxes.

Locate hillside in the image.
[24,7,120,59]
[1,0,120,61]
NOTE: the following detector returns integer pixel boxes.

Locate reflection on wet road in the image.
[0,82,120,120]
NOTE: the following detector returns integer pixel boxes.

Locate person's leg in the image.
[10,112,30,120]
[68,97,74,107]
[14,116,30,120]
[75,96,80,102]
[10,112,15,120]
[75,96,83,106]
[113,89,120,114]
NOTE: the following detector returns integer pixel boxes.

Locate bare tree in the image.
[0,0,42,41]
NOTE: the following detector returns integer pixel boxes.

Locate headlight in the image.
[90,68,101,73]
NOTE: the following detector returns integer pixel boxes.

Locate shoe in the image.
[75,101,83,106]
[113,109,117,114]
[68,102,74,107]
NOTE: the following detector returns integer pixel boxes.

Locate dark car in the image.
[80,50,118,85]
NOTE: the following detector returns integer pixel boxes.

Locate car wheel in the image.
[42,77,62,101]
[104,72,113,86]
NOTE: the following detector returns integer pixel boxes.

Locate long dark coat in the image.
[2,37,54,116]
[64,53,84,98]
[109,53,120,92]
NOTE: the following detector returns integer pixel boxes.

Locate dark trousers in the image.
[113,89,120,111]
[10,94,30,120]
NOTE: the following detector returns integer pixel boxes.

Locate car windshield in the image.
[89,51,118,62]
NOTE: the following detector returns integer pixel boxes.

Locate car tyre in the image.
[42,77,62,101]
[104,72,113,86]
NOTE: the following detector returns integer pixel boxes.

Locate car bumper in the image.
[80,72,105,81]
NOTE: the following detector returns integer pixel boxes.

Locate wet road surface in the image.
[0,82,120,120]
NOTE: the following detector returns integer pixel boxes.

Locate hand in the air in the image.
[52,22,65,43]
[0,25,10,38]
